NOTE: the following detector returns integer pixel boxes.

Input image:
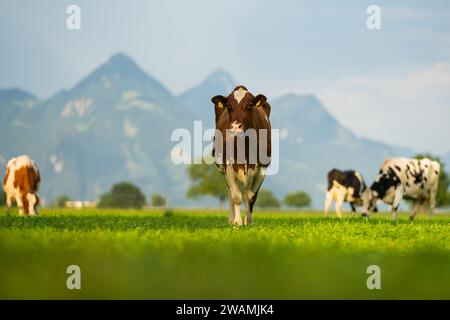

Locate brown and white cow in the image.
[3,155,41,216]
[211,86,272,226]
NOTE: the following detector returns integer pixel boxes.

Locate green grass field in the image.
[1,208,450,299]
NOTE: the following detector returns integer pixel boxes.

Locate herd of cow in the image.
[324,157,440,221]
[1,86,442,223]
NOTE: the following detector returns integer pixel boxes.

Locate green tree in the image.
[186,162,228,206]
[51,195,71,208]
[415,154,449,207]
[255,189,280,208]
[98,182,146,209]
[284,191,311,208]
[151,193,167,207]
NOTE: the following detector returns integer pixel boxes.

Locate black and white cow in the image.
[362,157,440,220]
[324,169,368,218]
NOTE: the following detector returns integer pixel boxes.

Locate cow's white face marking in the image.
[233,87,247,103]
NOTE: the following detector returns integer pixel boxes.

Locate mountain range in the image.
[1,53,446,207]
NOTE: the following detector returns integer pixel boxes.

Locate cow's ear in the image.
[253,94,270,116]
[211,95,227,121]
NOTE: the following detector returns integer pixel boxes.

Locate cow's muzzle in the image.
[227,121,244,137]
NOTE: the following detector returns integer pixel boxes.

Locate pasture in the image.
[1,208,450,299]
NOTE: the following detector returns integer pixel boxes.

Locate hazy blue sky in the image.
[1,0,449,154]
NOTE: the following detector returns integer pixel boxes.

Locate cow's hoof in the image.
[233,220,243,226]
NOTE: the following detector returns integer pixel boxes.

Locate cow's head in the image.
[361,187,378,216]
[363,167,401,216]
[211,86,269,137]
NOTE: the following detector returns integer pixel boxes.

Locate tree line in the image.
[186,154,450,209]
[186,161,310,208]
[1,154,448,209]
[38,183,168,209]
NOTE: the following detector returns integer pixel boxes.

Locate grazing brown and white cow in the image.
[362,157,440,221]
[324,169,369,218]
[211,86,272,225]
[3,155,41,216]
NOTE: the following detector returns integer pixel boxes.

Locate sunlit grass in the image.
[0,208,449,299]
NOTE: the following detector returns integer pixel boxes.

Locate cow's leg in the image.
[428,187,437,220]
[243,190,250,225]
[335,188,345,218]
[350,203,357,217]
[227,189,235,225]
[324,190,333,217]
[243,187,254,225]
[391,207,399,221]
[15,194,25,216]
[6,193,12,208]
[243,187,253,226]
[409,200,420,221]
[335,200,343,218]
[225,167,242,226]
[5,193,12,214]
[244,168,266,225]
[391,187,403,221]
[244,189,255,225]
[243,169,254,226]
[27,194,37,217]
[428,196,436,220]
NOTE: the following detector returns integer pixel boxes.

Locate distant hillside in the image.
[0,53,416,207]
[262,94,415,205]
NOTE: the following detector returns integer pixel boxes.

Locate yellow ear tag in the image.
[255,100,261,107]
[218,101,223,109]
